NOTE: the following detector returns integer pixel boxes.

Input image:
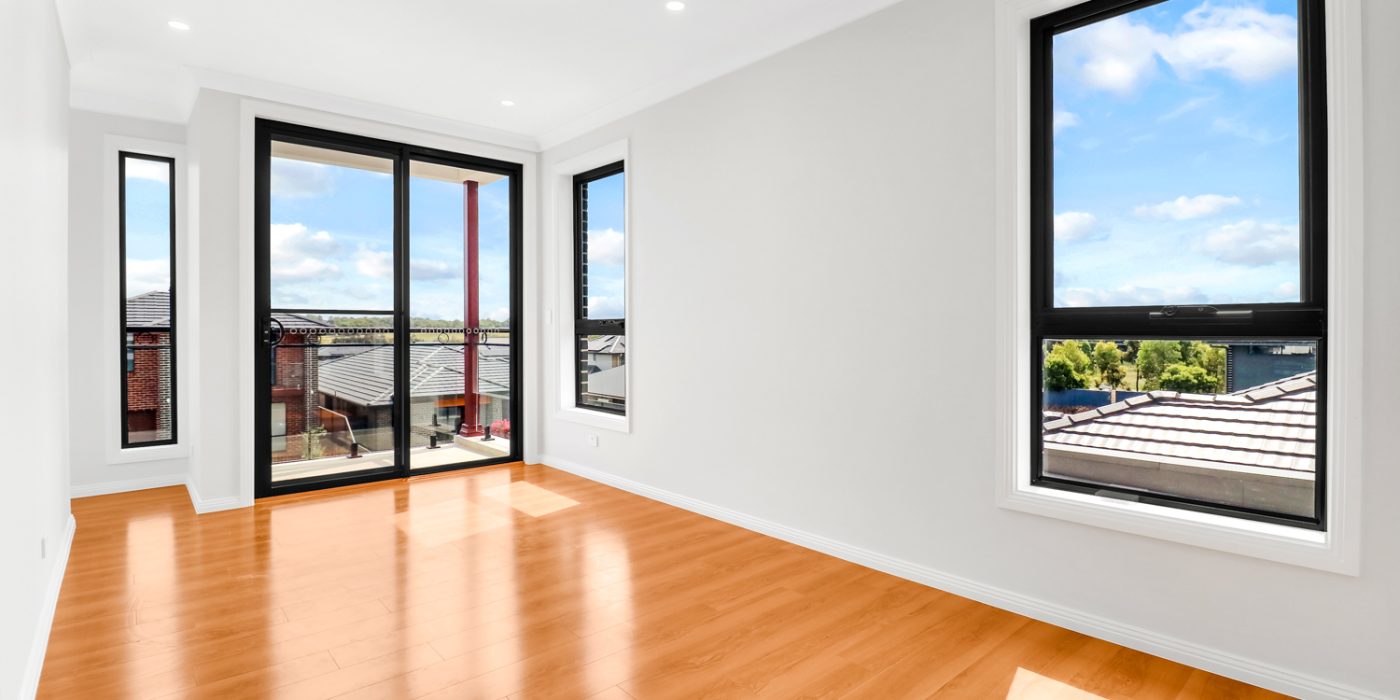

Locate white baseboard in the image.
[184,480,244,514]
[70,473,186,498]
[539,454,1385,700]
[20,513,76,699]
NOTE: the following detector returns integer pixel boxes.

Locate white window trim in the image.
[104,135,190,465]
[993,0,1364,575]
[550,140,631,434]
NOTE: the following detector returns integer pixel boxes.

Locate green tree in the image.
[1188,341,1227,392]
[1043,354,1089,391]
[1043,341,1093,391]
[1158,363,1219,393]
[1136,340,1183,390]
[1091,341,1126,389]
[1049,340,1092,376]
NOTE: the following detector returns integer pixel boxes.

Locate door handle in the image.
[264,317,286,347]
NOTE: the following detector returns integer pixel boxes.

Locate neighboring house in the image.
[266,312,334,461]
[580,334,626,409]
[124,291,175,442]
[1226,343,1318,392]
[125,293,329,453]
[582,363,626,409]
[316,344,512,453]
[584,334,625,372]
[1042,371,1317,518]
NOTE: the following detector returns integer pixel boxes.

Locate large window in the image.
[119,152,177,448]
[1030,0,1325,528]
[573,162,627,414]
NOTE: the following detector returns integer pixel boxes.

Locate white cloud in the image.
[1134,194,1242,220]
[356,248,394,280]
[487,307,511,323]
[1067,16,1163,95]
[272,258,340,282]
[1059,284,1205,307]
[1274,281,1299,300]
[587,228,625,267]
[271,223,340,257]
[270,223,341,280]
[124,158,170,183]
[1053,110,1081,133]
[1201,219,1298,266]
[125,259,169,296]
[1160,4,1297,82]
[271,158,334,198]
[410,259,459,280]
[1054,212,1098,242]
[359,251,461,281]
[1062,3,1296,96]
[587,296,625,319]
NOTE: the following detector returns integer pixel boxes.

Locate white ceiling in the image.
[54,0,903,150]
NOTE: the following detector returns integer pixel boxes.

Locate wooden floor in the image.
[40,463,1288,699]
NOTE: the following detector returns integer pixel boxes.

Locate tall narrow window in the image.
[573,162,626,413]
[1030,0,1325,527]
[120,152,177,447]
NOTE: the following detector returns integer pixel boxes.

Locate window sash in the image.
[1026,0,1328,529]
[572,160,626,413]
[119,151,178,449]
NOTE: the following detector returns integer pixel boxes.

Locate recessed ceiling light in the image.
[500,99,516,107]
[167,19,191,31]
[665,1,685,11]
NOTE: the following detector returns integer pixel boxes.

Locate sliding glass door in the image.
[255,121,522,497]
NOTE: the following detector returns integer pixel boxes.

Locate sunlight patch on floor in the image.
[482,481,580,517]
[1007,668,1106,699]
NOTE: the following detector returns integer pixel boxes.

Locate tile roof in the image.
[1042,371,1317,474]
[125,290,173,328]
[587,335,626,354]
[317,345,511,407]
[125,291,332,331]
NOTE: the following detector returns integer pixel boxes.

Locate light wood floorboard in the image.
[39,463,1291,699]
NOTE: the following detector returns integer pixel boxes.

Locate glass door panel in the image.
[269,313,395,483]
[406,160,514,471]
[257,120,522,497]
[264,138,400,488]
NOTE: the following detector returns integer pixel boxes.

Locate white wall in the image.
[538,0,1399,696]
[186,89,244,509]
[67,110,188,495]
[0,1,73,698]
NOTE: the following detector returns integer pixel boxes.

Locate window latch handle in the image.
[1148,305,1253,321]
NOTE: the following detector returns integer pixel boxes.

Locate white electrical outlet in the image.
[587,434,599,447]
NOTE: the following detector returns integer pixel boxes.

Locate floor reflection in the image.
[41,464,1288,699]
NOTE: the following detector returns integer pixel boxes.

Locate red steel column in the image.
[460,179,483,437]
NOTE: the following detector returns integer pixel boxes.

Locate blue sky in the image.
[583,171,626,320]
[1052,0,1301,307]
[267,157,513,322]
[123,157,173,297]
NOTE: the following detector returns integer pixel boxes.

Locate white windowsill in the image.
[556,406,630,434]
[109,442,189,465]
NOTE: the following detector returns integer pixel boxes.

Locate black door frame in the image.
[254,119,525,498]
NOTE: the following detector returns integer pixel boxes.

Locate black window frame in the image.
[119,151,179,449]
[572,161,627,415]
[1029,0,1328,530]
[253,119,526,499]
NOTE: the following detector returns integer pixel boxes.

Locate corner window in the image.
[573,162,626,414]
[120,152,178,448]
[1031,0,1325,528]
